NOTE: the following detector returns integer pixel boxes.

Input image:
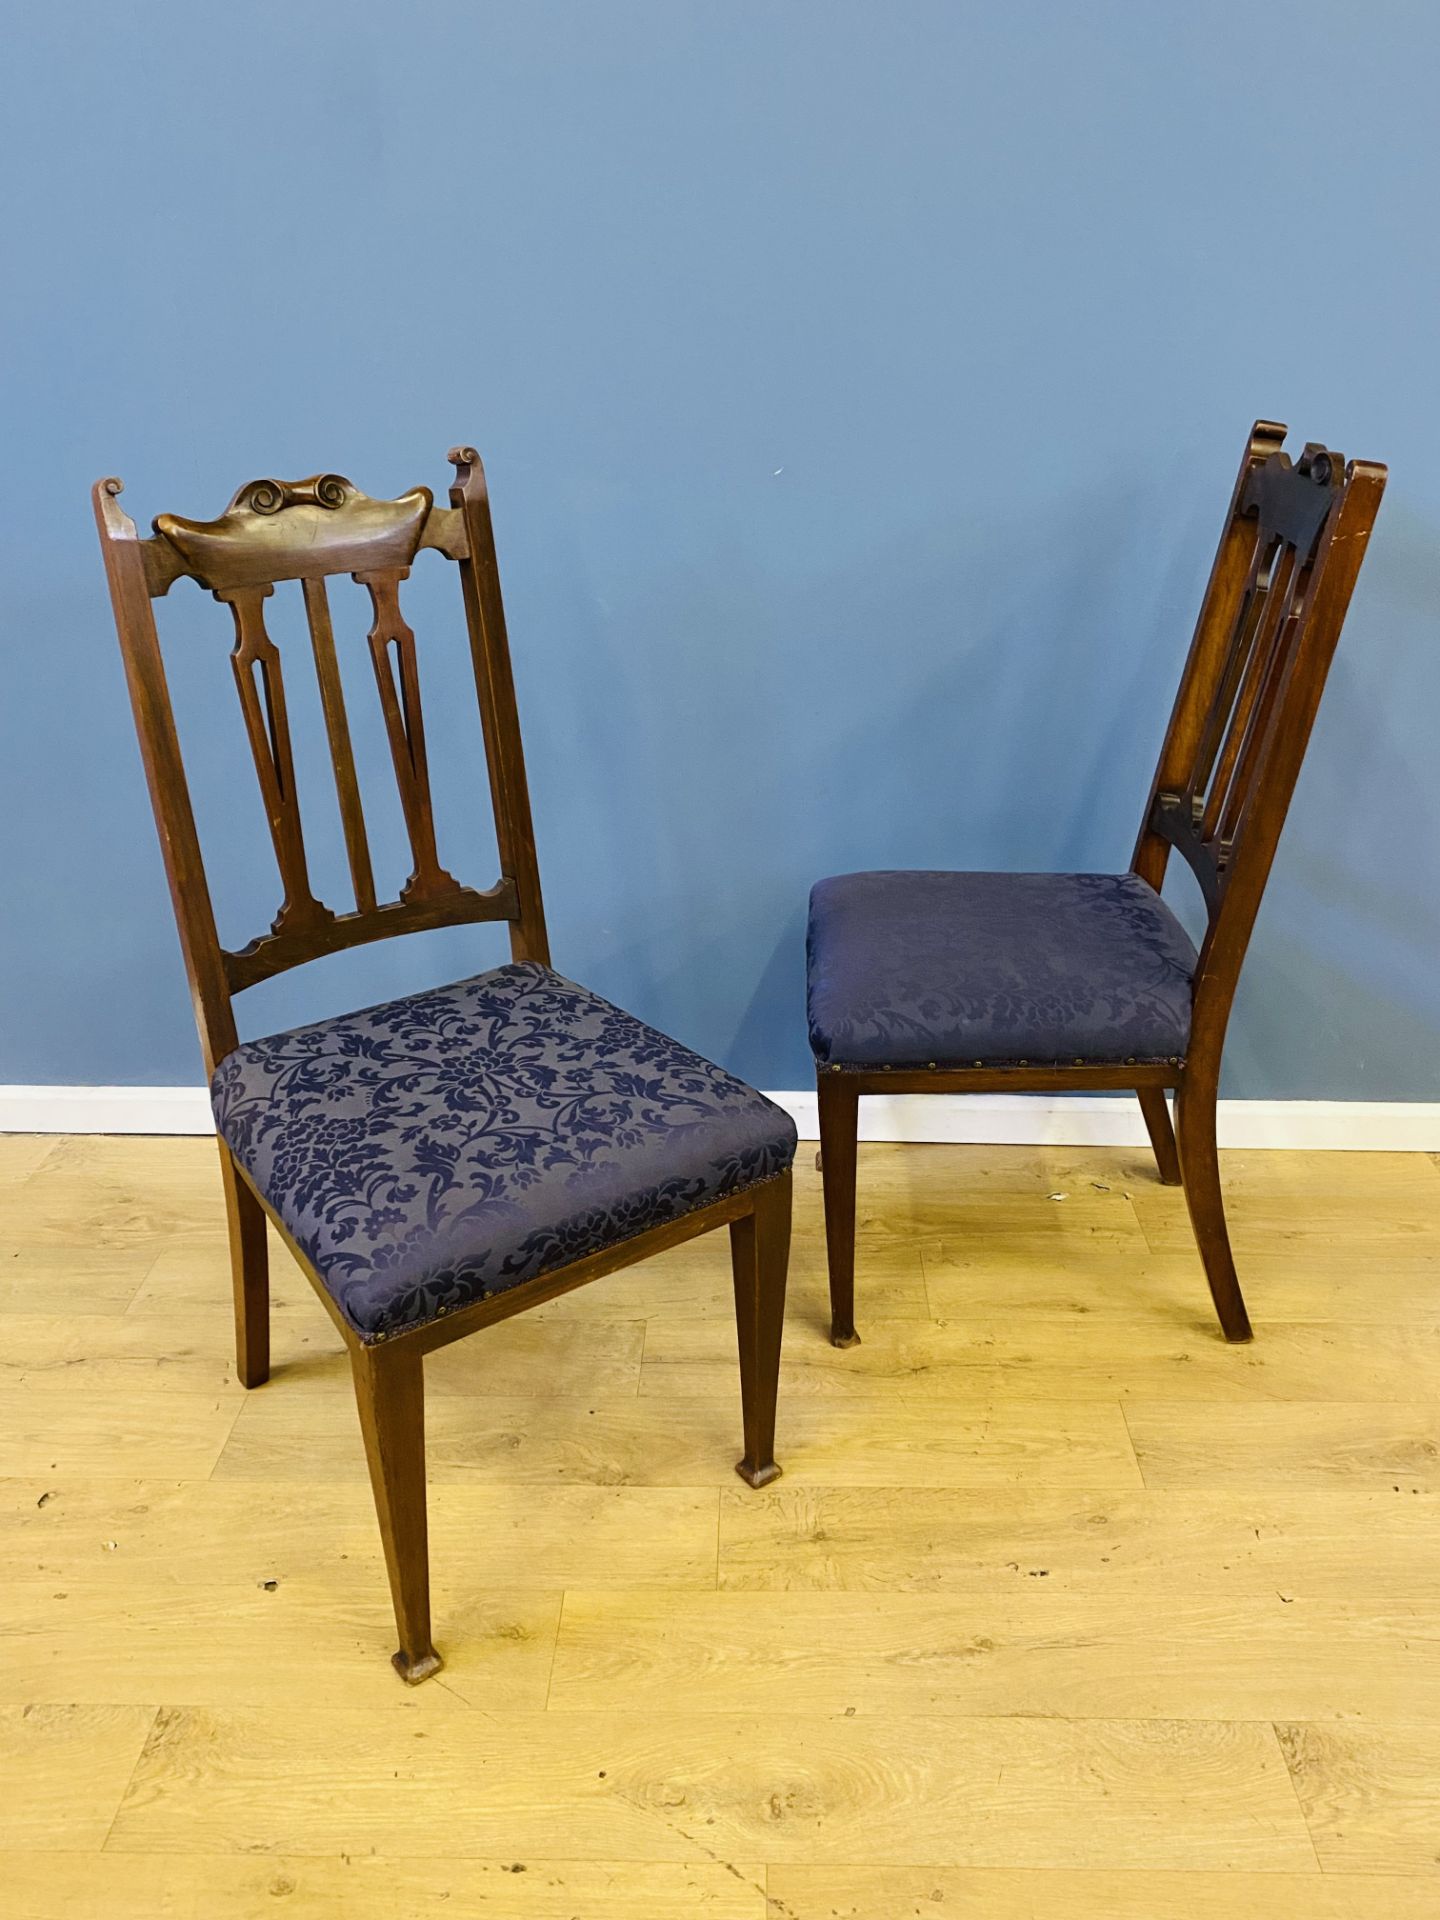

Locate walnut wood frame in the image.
[94,449,790,1684]
[817,421,1386,1350]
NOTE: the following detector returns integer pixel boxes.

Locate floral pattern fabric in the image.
[212,962,796,1341]
[807,870,1197,1070]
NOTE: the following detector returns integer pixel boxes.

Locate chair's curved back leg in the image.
[351,1341,442,1683]
[219,1145,269,1388]
[1173,1074,1253,1342]
[730,1173,791,1489]
[1137,1088,1182,1186]
[816,1072,861,1348]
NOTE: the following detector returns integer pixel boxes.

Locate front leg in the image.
[351,1339,442,1682]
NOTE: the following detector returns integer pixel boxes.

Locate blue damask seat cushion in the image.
[807,870,1197,1070]
[212,961,796,1341]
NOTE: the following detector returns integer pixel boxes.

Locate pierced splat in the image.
[221,584,335,938]
[94,451,548,1063]
[1143,433,1358,910]
[1189,536,1289,817]
[357,567,462,906]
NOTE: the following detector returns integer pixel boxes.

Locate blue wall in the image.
[3,1,1438,1097]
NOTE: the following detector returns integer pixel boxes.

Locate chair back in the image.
[1132,420,1386,1069]
[94,448,549,1075]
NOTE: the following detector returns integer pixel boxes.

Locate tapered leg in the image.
[1173,1076,1253,1343]
[352,1341,442,1682]
[1137,1088,1182,1186]
[730,1173,791,1489]
[218,1144,269,1388]
[816,1070,861,1347]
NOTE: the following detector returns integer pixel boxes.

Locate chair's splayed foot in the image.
[736,1459,782,1490]
[392,1646,444,1685]
[830,1324,861,1349]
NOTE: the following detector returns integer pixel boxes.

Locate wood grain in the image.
[130,1225,930,1326]
[0,1704,156,1849]
[2,1308,648,1400]
[0,1242,160,1317]
[126,1233,312,1316]
[2,1477,719,1591]
[0,1137,62,1184]
[549,1587,1440,1720]
[107,1707,1314,1868]
[1276,1719,1440,1875]
[923,1243,1440,1324]
[215,1390,1140,1489]
[717,1486,1440,1597]
[543,1242,931,1325]
[768,1866,1440,1919]
[1132,1186,1440,1259]
[0,1382,241,1479]
[643,1312,1440,1403]
[0,1854,767,1917]
[0,1580,559,1711]
[1126,1401,1440,1489]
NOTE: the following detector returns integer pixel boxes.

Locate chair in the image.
[95,451,796,1682]
[807,421,1385,1347]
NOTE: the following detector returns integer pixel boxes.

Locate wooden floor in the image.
[3,1133,1440,1916]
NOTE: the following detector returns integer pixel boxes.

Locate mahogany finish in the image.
[818,421,1386,1347]
[95,449,791,1682]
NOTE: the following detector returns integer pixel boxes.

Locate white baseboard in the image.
[771,1092,1440,1151]
[0,1086,215,1135]
[1,1084,1438,1151]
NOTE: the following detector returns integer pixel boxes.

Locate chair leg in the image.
[1173,1077,1253,1343]
[351,1341,442,1683]
[218,1144,269,1388]
[730,1173,791,1489]
[816,1070,861,1347]
[1137,1088,1182,1186]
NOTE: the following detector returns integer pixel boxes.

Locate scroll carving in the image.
[150,476,433,594]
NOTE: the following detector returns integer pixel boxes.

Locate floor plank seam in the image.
[1117,1400,1148,1487]
[96,1706,162,1856]
[1270,1719,1326,1874]
[543,1592,567,1711]
[205,1391,251,1481]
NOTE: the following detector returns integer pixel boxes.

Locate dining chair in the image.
[94,449,796,1682]
[807,420,1385,1348]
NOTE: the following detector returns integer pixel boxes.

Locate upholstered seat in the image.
[807,870,1197,1070]
[214,960,797,1341]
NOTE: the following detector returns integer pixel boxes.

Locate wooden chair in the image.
[807,421,1385,1347]
[95,451,796,1683]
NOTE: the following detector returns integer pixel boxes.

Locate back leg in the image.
[816,1071,861,1347]
[218,1143,269,1387]
[1137,1087,1182,1186]
[1173,1077,1253,1342]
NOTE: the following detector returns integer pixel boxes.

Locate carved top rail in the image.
[141,473,469,596]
